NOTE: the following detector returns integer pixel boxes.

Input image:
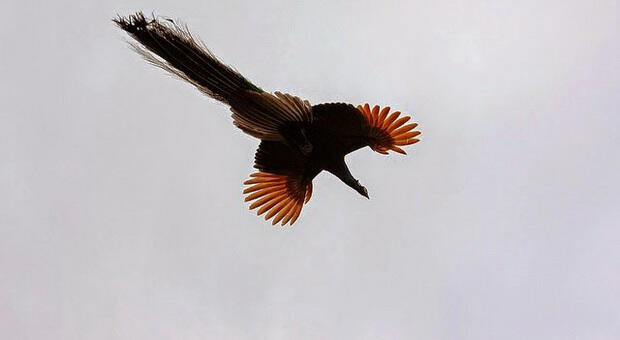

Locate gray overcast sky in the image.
[1,0,619,339]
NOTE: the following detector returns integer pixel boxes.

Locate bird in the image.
[114,12,421,226]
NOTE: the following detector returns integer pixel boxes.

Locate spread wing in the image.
[243,172,312,226]
[356,103,421,155]
[231,91,313,141]
[243,141,313,226]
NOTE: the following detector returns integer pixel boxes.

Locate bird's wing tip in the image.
[357,103,421,155]
[243,172,311,227]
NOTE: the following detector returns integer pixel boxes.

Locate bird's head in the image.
[327,158,370,199]
[354,179,369,199]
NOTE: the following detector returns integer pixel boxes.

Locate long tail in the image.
[113,12,263,104]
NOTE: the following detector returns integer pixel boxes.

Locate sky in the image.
[1,0,619,339]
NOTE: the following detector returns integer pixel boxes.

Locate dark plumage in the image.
[114,12,421,226]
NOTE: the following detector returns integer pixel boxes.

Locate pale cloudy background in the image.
[1,0,619,339]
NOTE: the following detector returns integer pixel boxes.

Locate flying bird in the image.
[114,12,421,226]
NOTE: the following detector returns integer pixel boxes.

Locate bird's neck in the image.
[327,158,358,190]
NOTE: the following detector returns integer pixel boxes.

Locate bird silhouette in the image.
[114,12,421,226]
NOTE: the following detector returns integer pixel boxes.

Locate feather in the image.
[356,103,421,155]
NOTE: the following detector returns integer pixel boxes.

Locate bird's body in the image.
[114,12,421,226]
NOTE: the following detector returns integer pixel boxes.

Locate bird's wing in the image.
[243,172,312,226]
[230,91,313,141]
[243,141,313,226]
[356,103,421,155]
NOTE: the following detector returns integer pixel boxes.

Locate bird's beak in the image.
[359,185,369,199]
[353,179,370,199]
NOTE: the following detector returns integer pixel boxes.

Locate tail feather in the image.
[113,12,262,104]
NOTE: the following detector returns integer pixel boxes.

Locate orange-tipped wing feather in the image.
[357,103,421,155]
[243,172,312,226]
